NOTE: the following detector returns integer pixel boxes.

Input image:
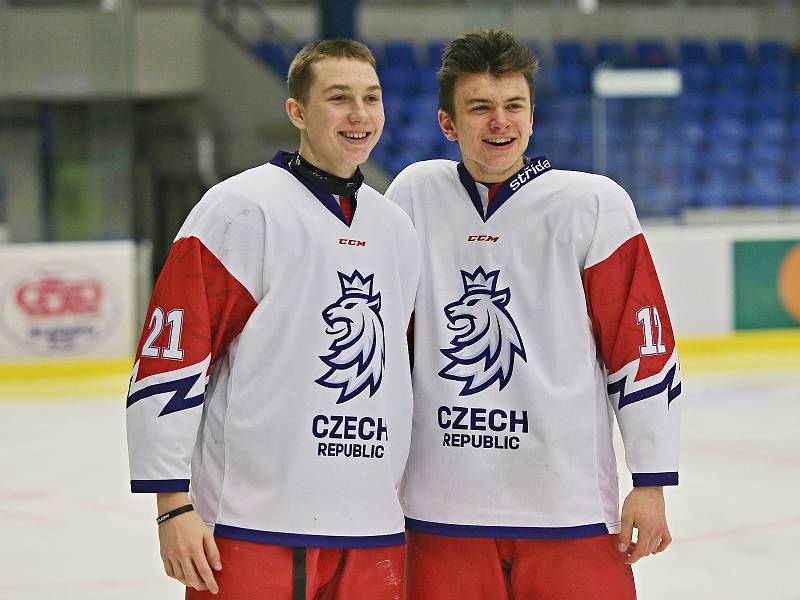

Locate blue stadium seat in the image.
[751,90,787,119]
[634,166,684,216]
[708,91,749,119]
[786,190,800,207]
[679,142,706,173]
[678,115,706,145]
[398,120,442,147]
[679,40,710,64]
[714,63,754,92]
[789,119,800,141]
[635,39,672,67]
[555,64,592,94]
[743,166,786,206]
[440,141,461,162]
[534,65,557,94]
[706,138,746,168]
[693,167,741,207]
[382,96,411,124]
[551,120,583,145]
[788,92,800,118]
[757,41,789,64]
[718,40,749,64]
[552,96,591,122]
[425,41,447,67]
[786,157,800,205]
[379,67,417,96]
[710,118,748,147]
[754,63,790,91]
[635,117,672,144]
[555,40,587,65]
[749,138,786,166]
[605,121,633,147]
[634,140,679,168]
[406,93,439,119]
[750,116,788,144]
[383,41,418,68]
[680,64,713,92]
[561,143,593,172]
[596,40,627,66]
[606,151,633,175]
[678,92,709,119]
[415,66,439,95]
[604,98,630,120]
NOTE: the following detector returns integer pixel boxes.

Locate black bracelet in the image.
[156,503,194,525]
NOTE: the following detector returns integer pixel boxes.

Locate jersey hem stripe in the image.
[405,518,610,539]
[130,479,190,493]
[632,472,679,486]
[213,524,406,548]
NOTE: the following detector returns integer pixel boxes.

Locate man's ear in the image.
[438,109,458,142]
[530,105,535,135]
[286,98,306,130]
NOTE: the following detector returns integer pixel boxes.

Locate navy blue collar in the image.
[456,155,553,222]
[269,150,356,227]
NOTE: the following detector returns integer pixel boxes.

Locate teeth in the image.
[486,137,512,144]
[344,132,368,139]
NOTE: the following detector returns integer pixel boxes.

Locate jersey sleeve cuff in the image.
[632,472,678,487]
[130,479,190,493]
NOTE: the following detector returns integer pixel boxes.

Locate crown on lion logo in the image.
[462,267,499,293]
[339,270,374,296]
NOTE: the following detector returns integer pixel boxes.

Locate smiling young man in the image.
[126,39,419,599]
[386,29,682,599]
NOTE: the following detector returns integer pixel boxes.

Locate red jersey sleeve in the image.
[126,196,262,492]
[583,184,681,487]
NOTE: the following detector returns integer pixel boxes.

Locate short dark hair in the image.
[438,29,539,119]
[288,39,377,103]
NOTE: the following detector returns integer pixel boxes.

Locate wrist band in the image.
[156,503,194,525]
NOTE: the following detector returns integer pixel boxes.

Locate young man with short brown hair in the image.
[387,29,681,599]
[127,39,418,600]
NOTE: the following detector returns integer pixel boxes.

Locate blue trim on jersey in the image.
[214,524,405,548]
[269,151,355,227]
[405,518,609,540]
[126,372,204,417]
[632,472,679,487]
[608,362,681,410]
[456,155,552,222]
[130,479,190,493]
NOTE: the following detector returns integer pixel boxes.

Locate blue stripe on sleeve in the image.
[130,479,190,493]
[632,472,679,486]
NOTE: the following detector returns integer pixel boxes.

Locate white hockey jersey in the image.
[386,157,681,539]
[126,151,420,547]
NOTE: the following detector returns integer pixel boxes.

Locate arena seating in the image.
[252,38,800,215]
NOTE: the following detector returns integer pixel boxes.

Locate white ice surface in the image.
[1,372,798,599]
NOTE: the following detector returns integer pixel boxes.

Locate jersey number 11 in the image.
[636,306,666,357]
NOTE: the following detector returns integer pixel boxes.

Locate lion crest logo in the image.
[439,267,527,396]
[316,270,385,403]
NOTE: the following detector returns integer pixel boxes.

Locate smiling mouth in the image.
[483,137,515,147]
[340,132,372,144]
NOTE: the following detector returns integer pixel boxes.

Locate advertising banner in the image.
[734,239,800,330]
[0,241,136,361]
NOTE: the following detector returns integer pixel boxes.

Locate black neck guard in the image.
[288,152,364,197]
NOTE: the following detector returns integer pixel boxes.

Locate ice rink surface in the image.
[1,371,798,600]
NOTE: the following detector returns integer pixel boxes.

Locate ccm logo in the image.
[467,235,499,242]
[339,238,367,247]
